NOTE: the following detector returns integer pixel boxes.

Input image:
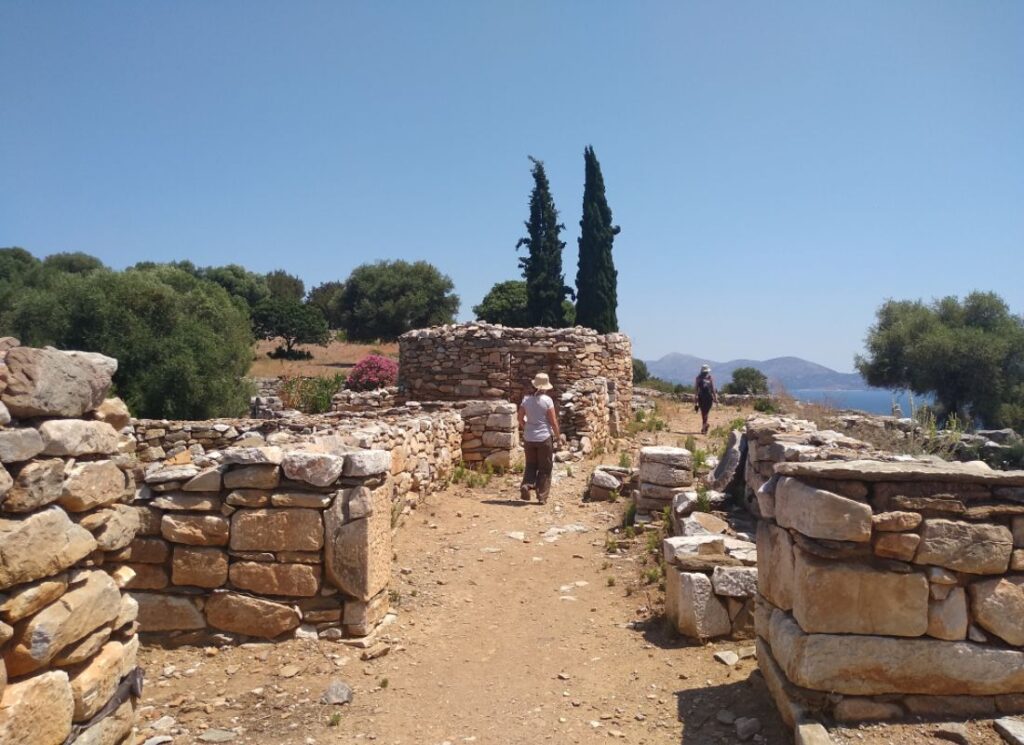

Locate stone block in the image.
[769,609,1024,695]
[0,428,44,464]
[66,698,133,745]
[281,451,345,487]
[0,574,68,623]
[92,397,131,430]
[927,586,968,641]
[1,346,113,418]
[221,446,283,465]
[969,577,1024,645]
[665,567,731,639]
[205,592,300,638]
[639,446,692,468]
[792,549,928,636]
[60,461,125,513]
[481,431,515,448]
[0,670,74,745]
[132,593,205,632]
[223,464,280,490]
[68,638,137,721]
[38,420,119,456]
[833,697,903,722]
[110,537,169,564]
[182,466,223,492]
[161,513,229,546]
[914,519,1012,574]
[5,570,121,676]
[0,506,97,590]
[872,532,920,561]
[77,504,139,552]
[756,521,795,611]
[1,458,63,512]
[343,449,391,477]
[324,482,391,601]
[639,461,693,488]
[270,492,332,508]
[122,563,168,590]
[230,508,324,552]
[149,493,221,511]
[774,477,872,543]
[172,546,228,588]
[711,566,758,598]
[230,561,320,597]
[872,511,922,532]
[51,626,111,668]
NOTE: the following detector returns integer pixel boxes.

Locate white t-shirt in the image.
[521,393,555,442]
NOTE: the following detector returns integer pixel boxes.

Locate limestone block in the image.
[769,609,1024,695]
[872,511,922,532]
[220,446,283,465]
[711,566,758,598]
[0,574,68,623]
[665,567,731,639]
[969,577,1024,645]
[755,521,795,610]
[132,592,205,632]
[0,670,74,745]
[182,466,223,492]
[229,508,324,552]
[639,461,693,488]
[5,570,121,676]
[481,431,515,448]
[914,519,1012,574]
[172,546,228,588]
[324,481,391,601]
[872,532,920,561]
[1,458,63,512]
[281,451,345,487]
[1,347,113,418]
[0,428,44,463]
[161,513,229,546]
[485,413,516,429]
[229,561,320,597]
[792,549,929,636]
[205,592,300,638]
[662,535,726,564]
[343,449,391,477]
[926,587,968,641]
[0,506,97,590]
[92,397,131,430]
[639,446,693,468]
[223,464,280,490]
[76,504,140,552]
[39,420,119,457]
[774,477,872,543]
[68,638,137,721]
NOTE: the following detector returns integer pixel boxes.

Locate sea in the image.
[788,388,930,416]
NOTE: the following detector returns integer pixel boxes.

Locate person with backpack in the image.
[518,372,561,504]
[694,364,718,435]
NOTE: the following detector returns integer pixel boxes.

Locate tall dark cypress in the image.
[517,157,569,327]
[574,146,621,333]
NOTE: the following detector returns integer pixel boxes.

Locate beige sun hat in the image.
[700,364,711,373]
[532,372,553,390]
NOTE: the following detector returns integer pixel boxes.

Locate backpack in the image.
[697,374,714,399]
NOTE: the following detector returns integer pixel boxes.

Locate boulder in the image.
[2,458,64,513]
[205,592,300,638]
[969,577,1024,645]
[91,397,131,431]
[665,567,731,638]
[0,670,74,745]
[4,570,121,676]
[229,508,324,552]
[791,549,929,636]
[914,519,1012,574]
[324,485,391,601]
[171,546,228,588]
[0,507,97,590]
[1,347,113,418]
[774,477,872,542]
[160,514,229,546]
[60,461,125,512]
[229,561,320,597]
[281,451,345,487]
[132,593,205,632]
[39,420,119,457]
[0,428,44,463]
[927,586,968,641]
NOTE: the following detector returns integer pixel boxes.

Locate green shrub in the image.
[753,398,777,413]
[279,374,346,414]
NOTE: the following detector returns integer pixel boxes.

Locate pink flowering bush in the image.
[346,354,398,391]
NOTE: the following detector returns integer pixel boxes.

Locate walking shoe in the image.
[520,484,533,501]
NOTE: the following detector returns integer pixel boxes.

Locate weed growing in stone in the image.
[618,451,632,468]
[695,484,711,512]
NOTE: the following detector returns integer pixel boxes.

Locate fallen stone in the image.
[795,722,833,745]
[714,650,739,666]
[774,477,872,542]
[933,722,970,745]
[321,680,354,705]
[39,420,119,457]
[0,669,74,745]
[198,730,237,743]
[915,519,1013,574]
[2,347,113,418]
[205,592,300,638]
[0,506,96,590]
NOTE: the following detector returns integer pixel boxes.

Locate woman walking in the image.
[518,372,561,504]
[694,364,718,435]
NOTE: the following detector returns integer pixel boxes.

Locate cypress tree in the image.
[574,146,621,333]
[517,157,569,327]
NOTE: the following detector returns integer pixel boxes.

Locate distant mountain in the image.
[645,353,867,391]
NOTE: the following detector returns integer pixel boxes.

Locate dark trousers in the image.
[522,437,554,501]
[698,397,713,432]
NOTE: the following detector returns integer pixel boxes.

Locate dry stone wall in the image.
[398,323,633,425]
[0,342,141,745]
[755,458,1024,728]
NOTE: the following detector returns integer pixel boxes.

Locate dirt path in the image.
[133,400,1002,744]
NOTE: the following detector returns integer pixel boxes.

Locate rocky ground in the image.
[133,401,1011,745]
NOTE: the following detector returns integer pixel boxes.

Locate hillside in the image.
[646,352,866,391]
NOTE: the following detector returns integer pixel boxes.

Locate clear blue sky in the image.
[2,2,1022,372]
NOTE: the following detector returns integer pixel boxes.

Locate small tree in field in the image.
[252,298,329,358]
[724,367,769,395]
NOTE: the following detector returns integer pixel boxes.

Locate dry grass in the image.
[248,339,399,379]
